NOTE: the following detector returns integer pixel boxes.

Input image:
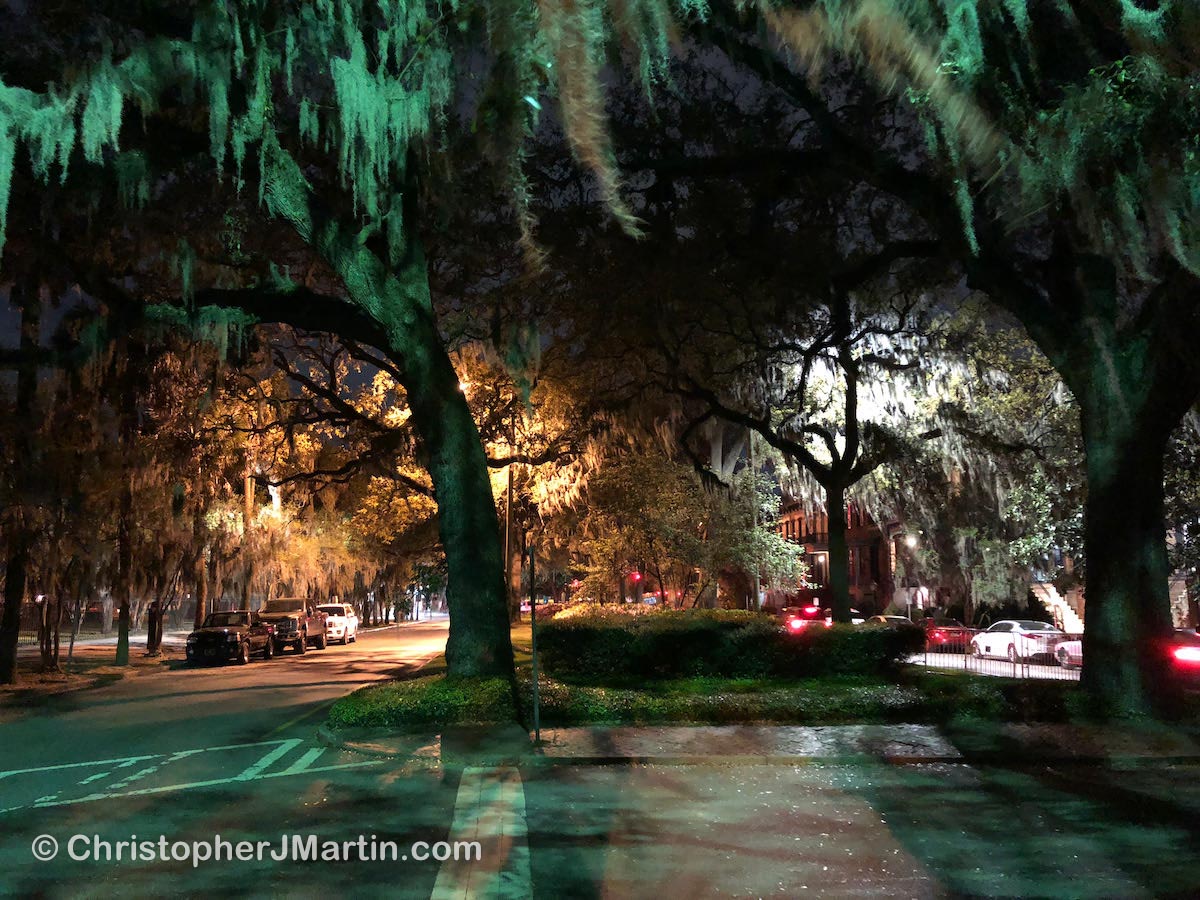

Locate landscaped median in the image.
[324,608,1092,734]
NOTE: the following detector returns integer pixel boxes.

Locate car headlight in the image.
[187,635,198,643]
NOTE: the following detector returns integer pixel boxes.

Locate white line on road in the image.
[279,747,325,776]
[0,738,302,782]
[236,739,303,781]
[24,759,383,811]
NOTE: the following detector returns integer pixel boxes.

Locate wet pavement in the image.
[7,631,1200,897]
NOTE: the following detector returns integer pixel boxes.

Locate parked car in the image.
[257,598,328,654]
[186,611,274,665]
[781,605,828,633]
[924,618,973,653]
[864,615,918,628]
[781,605,863,633]
[317,603,359,644]
[970,620,1065,662]
[1056,630,1200,678]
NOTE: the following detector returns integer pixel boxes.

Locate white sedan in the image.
[970,620,1065,663]
[317,603,359,645]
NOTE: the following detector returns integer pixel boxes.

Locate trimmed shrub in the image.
[538,609,923,682]
[327,675,516,728]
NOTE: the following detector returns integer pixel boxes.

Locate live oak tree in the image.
[0,0,700,681]
[687,2,1200,715]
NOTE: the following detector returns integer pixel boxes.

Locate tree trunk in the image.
[0,283,40,684]
[260,152,513,681]
[0,538,30,684]
[193,548,208,629]
[115,472,133,667]
[826,486,852,623]
[1077,400,1175,716]
[375,255,512,677]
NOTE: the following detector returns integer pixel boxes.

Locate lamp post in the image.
[528,543,541,743]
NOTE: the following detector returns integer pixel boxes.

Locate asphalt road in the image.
[0,620,460,898]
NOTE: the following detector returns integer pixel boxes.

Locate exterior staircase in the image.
[1030,583,1084,634]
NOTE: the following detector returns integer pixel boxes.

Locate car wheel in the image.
[238,641,251,665]
[968,642,979,657]
[1007,644,1019,663]
[263,639,274,660]
[315,631,327,650]
[296,633,307,654]
[350,628,357,643]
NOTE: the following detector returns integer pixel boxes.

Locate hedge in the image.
[537,609,923,682]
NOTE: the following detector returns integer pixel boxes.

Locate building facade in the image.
[774,499,921,615]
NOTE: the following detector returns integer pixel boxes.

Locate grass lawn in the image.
[326,624,1096,730]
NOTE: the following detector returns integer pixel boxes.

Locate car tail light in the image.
[933,630,944,640]
[1172,646,1200,665]
[788,619,807,632]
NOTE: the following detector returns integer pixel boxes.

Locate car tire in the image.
[263,640,274,660]
[1056,647,1070,668]
[968,642,979,657]
[315,632,327,650]
[238,641,251,665]
[1007,644,1019,663]
[296,633,307,654]
[351,628,357,643]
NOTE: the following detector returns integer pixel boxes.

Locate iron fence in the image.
[918,628,1082,682]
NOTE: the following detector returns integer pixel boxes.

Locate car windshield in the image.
[1017,621,1059,631]
[262,599,306,614]
[317,605,345,616]
[204,612,248,628]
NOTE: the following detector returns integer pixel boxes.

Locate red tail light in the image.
[933,630,944,640]
[788,619,807,632]
[803,605,820,614]
[1173,645,1200,665]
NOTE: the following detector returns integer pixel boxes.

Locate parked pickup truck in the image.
[186,611,275,665]
[257,598,328,654]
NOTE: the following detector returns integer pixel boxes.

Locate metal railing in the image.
[920,629,1082,682]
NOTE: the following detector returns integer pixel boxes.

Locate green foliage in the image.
[764,1,1200,275]
[327,674,517,727]
[538,608,922,681]
[0,0,714,264]
[522,672,932,725]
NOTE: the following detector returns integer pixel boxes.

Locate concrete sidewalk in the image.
[322,720,1200,768]
[354,722,1200,899]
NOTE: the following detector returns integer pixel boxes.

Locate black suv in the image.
[186,611,275,665]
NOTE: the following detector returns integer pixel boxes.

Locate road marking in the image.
[0,738,301,782]
[79,772,110,785]
[431,767,531,900]
[0,755,159,780]
[279,747,325,776]
[236,739,303,781]
[22,759,382,811]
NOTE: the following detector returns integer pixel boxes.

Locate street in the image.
[0,620,461,897]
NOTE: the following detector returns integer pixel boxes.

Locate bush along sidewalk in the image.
[325,668,1094,731]
[536,608,924,682]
